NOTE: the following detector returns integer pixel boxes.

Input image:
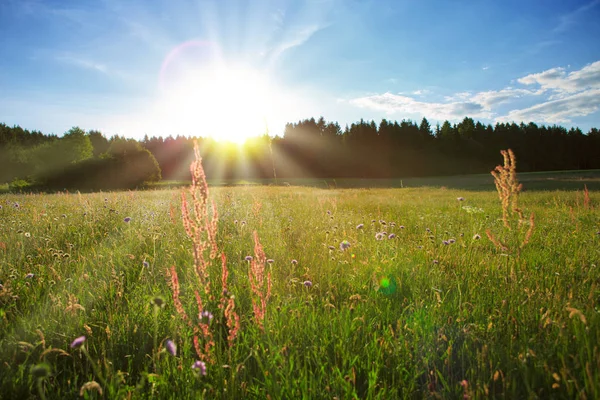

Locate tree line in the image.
[1,116,599,190]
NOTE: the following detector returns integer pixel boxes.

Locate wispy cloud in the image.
[554,0,600,33]
[268,24,327,62]
[56,54,108,74]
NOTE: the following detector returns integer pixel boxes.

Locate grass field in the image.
[0,169,599,398]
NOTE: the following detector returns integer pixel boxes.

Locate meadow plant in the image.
[166,142,239,363]
[486,149,535,252]
[248,231,272,331]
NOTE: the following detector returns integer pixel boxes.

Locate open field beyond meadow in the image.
[1,170,599,399]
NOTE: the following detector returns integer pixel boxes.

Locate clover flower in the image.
[70,336,86,349]
[200,310,214,322]
[165,340,177,356]
[192,360,207,375]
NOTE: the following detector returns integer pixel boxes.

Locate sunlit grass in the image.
[0,185,599,398]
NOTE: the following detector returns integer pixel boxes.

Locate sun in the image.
[158,62,276,144]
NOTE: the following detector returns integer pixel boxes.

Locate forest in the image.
[1,116,599,190]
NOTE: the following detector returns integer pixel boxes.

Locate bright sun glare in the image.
[157,43,277,143]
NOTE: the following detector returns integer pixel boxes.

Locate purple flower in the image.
[340,240,351,251]
[326,210,331,215]
[328,245,335,250]
[244,256,253,261]
[14,203,20,208]
[192,360,207,375]
[241,221,246,225]
[124,217,131,223]
[70,336,86,349]
[200,310,213,322]
[388,233,396,239]
[433,260,439,264]
[473,234,481,240]
[25,273,34,279]
[303,280,313,288]
[375,232,385,241]
[399,225,405,229]
[448,238,456,244]
[143,261,149,268]
[443,240,450,245]
[0,205,3,210]
[267,259,274,264]
[379,220,386,225]
[356,224,364,230]
[291,259,298,265]
[165,340,177,356]
[457,197,465,201]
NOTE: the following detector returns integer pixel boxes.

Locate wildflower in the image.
[303,280,313,288]
[473,234,481,240]
[25,273,34,279]
[14,202,20,208]
[165,339,177,356]
[340,240,351,251]
[457,197,465,201]
[70,336,86,349]
[379,220,386,225]
[24,232,31,238]
[328,245,335,250]
[375,232,385,241]
[241,221,246,225]
[390,222,396,227]
[61,214,67,218]
[443,240,449,245]
[448,238,456,244]
[234,219,238,224]
[291,259,298,265]
[433,260,439,264]
[245,255,253,261]
[266,259,274,264]
[356,224,364,230]
[388,233,396,239]
[399,225,405,229]
[192,360,207,376]
[0,205,2,210]
[371,219,376,223]
[326,210,331,215]
[123,217,131,223]
[143,261,149,268]
[200,310,214,322]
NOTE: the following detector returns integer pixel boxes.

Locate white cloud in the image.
[350,92,491,122]
[497,89,600,124]
[350,60,600,125]
[517,61,600,93]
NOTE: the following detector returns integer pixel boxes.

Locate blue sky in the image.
[1,0,599,140]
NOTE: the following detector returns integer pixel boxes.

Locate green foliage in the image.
[0,183,598,398]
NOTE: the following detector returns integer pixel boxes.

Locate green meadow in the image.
[0,170,599,399]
